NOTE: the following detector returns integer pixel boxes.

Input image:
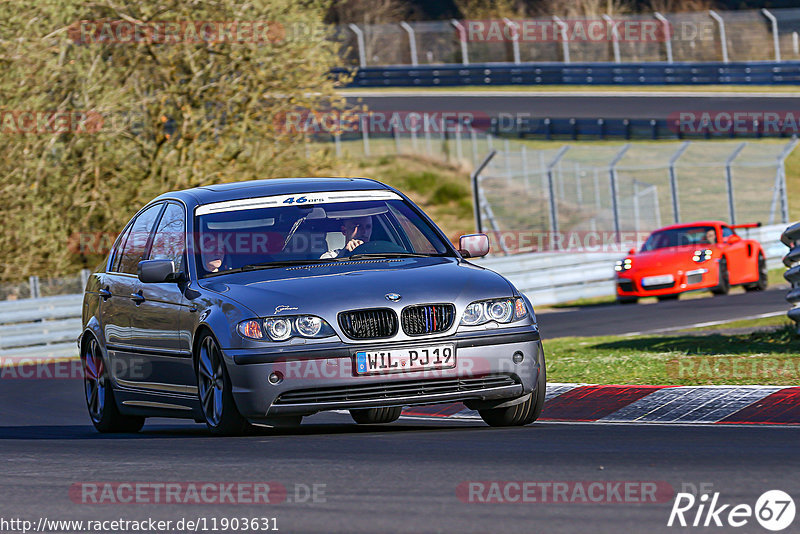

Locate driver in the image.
[321,215,373,259]
[702,229,716,244]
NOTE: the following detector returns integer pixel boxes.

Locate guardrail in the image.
[0,223,787,360]
[781,222,800,327]
[335,61,800,87]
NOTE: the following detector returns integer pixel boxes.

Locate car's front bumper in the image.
[223,326,542,419]
[616,263,719,297]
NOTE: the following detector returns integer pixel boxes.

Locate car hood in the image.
[631,246,714,270]
[198,257,514,317]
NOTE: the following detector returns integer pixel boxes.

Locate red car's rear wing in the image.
[731,222,762,229]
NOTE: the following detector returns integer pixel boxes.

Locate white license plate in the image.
[641,274,675,286]
[355,344,456,375]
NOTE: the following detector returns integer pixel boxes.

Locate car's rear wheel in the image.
[196,333,251,436]
[479,343,546,427]
[350,406,402,424]
[745,253,768,292]
[711,257,730,296]
[82,337,145,433]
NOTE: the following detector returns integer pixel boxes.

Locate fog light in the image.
[268,371,283,385]
[513,351,524,364]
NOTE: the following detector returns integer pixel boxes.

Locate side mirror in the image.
[726,235,741,244]
[459,234,490,258]
[628,248,636,255]
[138,259,181,283]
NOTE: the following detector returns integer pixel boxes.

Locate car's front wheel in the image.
[82,336,145,433]
[350,406,402,424]
[711,257,730,296]
[479,343,547,427]
[196,332,251,436]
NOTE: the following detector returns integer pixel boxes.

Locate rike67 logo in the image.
[668,490,795,531]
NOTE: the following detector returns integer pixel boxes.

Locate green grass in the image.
[339,85,799,94]
[677,313,788,333]
[544,322,800,386]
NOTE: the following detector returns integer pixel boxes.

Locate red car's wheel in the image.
[745,253,768,292]
[711,257,730,296]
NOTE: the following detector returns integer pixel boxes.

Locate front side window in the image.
[117,203,164,275]
[194,191,452,277]
[149,203,186,272]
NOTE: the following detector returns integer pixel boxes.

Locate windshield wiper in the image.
[345,252,434,260]
[240,259,339,271]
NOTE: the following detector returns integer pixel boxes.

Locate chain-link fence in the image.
[334,7,800,66]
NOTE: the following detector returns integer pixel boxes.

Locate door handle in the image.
[98,288,112,300]
[130,291,145,304]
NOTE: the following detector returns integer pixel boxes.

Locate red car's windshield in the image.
[641,226,717,251]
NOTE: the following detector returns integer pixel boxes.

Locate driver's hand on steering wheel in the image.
[345,239,364,252]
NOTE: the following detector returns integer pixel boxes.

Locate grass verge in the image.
[544,321,800,386]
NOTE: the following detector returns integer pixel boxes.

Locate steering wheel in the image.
[346,240,406,256]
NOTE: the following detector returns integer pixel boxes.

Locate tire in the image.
[350,406,402,425]
[479,342,547,427]
[196,332,251,436]
[617,296,638,305]
[657,294,679,302]
[711,257,730,296]
[745,254,768,292]
[82,336,145,433]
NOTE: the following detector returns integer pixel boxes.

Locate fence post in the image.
[360,114,370,157]
[503,139,511,184]
[602,15,621,63]
[471,150,497,234]
[451,20,470,65]
[778,138,799,224]
[633,180,641,238]
[724,142,747,225]
[521,146,530,192]
[709,11,729,64]
[761,9,781,62]
[553,16,570,63]
[609,144,630,244]
[392,125,401,155]
[424,113,432,156]
[503,18,521,64]
[668,141,690,224]
[348,24,367,68]
[654,13,673,63]
[334,131,342,157]
[29,275,41,299]
[400,22,419,66]
[546,146,571,249]
[470,129,479,167]
[80,268,90,290]
[794,32,799,56]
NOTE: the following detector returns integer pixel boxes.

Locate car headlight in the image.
[460,297,528,326]
[238,315,334,341]
[615,258,633,271]
[692,249,713,263]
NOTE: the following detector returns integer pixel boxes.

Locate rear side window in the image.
[149,203,186,272]
[110,225,132,272]
[117,203,164,275]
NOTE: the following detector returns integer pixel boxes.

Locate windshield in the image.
[641,226,717,251]
[193,191,451,277]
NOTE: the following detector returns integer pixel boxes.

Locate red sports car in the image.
[615,221,768,303]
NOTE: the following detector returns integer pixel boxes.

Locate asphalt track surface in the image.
[537,287,790,339]
[2,378,799,533]
[346,91,800,120]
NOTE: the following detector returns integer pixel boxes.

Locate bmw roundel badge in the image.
[385,293,401,302]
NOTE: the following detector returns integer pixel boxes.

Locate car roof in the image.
[153,177,391,206]
[651,221,725,232]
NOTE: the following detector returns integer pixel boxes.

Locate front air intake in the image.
[338,308,398,340]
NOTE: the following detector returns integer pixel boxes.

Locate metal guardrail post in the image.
[778,138,798,224]
[709,10,729,64]
[609,144,630,244]
[546,146,570,249]
[503,18,521,64]
[400,22,419,66]
[602,15,621,64]
[29,275,41,299]
[471,150,497,234]
[724,142,747,225]
[348,24,367,68]
[794,32,799,56]
[668,141,689,224]
[654,13,673,64]
[450,20,469,65]
[360,113,370,157]
[761,9,781,62]
[553,16,570,64]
